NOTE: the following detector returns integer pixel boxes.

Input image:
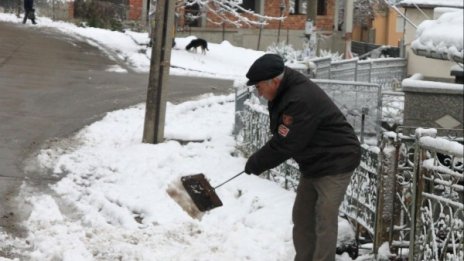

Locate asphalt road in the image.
[0,21,233,239]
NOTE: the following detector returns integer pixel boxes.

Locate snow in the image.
[377,242,395,260]
[0,13,263,80]
[0,13,360,260]
[402,74,464,93]
[399,0,464,8]
[411,9,463,62]
[419,136,464,157]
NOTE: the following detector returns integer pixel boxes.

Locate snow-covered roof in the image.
[399,0,464,8]
[411,10,463,63]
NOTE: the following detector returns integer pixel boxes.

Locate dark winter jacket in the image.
[246,67,361,178]
[24,0,34,11]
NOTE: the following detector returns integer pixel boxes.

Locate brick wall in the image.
[315,0,335,31]
[129,0,142,20]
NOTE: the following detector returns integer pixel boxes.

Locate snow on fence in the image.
[235,86,464,258]
[339,144,379,236]
[329,59,358,81]
[305,57,407,91]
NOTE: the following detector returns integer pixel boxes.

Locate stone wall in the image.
[402,75,464,133]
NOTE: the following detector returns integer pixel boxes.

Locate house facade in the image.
[1,0,346,52]
[169,0,337,32]
[352,6,404,47]
[167,0,343,51]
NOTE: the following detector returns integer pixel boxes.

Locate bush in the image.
[74,0,125,31]
[266,42,302,63]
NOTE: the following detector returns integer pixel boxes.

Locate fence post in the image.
[408,130,436,260]
[408,136,421,260]
[374,135,397,256]
[368,60,373,83]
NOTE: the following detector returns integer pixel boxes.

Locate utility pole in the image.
[142,0,176,144]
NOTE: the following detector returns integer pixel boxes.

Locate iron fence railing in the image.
[409,130,464,260]
[340,144,379,237]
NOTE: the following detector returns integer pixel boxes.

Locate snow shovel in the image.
[166,171,244,219]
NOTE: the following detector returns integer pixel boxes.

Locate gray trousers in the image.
[292,171,353,261]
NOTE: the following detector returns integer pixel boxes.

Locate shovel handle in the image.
[214,170,245,189]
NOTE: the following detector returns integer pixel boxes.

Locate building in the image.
[0,0,347,52]
[352,5,404,47]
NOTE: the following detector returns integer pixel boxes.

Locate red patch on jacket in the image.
[282,114,293,126]
[278,124,290,137]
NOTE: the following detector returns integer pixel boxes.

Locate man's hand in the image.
[245,156,259,175]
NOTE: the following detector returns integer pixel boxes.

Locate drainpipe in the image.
[344,0,354,59]
[142,0,149,26]
[277,1,285,43]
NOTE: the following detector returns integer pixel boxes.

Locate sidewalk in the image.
[0,20,233,250]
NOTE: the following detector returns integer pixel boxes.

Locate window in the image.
[289,0,307,15]
[185,3,201,27]
[317,0,326,16]
[240,0,257,12]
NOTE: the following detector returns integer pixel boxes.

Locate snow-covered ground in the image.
[0,13,262,81]
[0,13,381,260]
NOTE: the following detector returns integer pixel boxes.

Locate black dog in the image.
[185,38,209,54]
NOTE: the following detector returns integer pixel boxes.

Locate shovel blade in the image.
[181,174,223,212]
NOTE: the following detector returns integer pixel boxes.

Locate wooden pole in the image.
[142,0,176,144]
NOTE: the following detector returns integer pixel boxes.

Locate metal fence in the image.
[410,133,464,260]
[340,144,379,237]
[303,57,407,91]
[313,79,381,140]
[235,79,382,141]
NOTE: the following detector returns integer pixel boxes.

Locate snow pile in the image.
[10,95,300,260]
[402,73,464,93]
[411,10,463,61]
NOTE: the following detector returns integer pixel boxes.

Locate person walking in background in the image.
[23,0,36,24]
[244,53,361,261]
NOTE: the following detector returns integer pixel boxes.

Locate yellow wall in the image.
[385,8,403,46]
[352,7,403,47]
